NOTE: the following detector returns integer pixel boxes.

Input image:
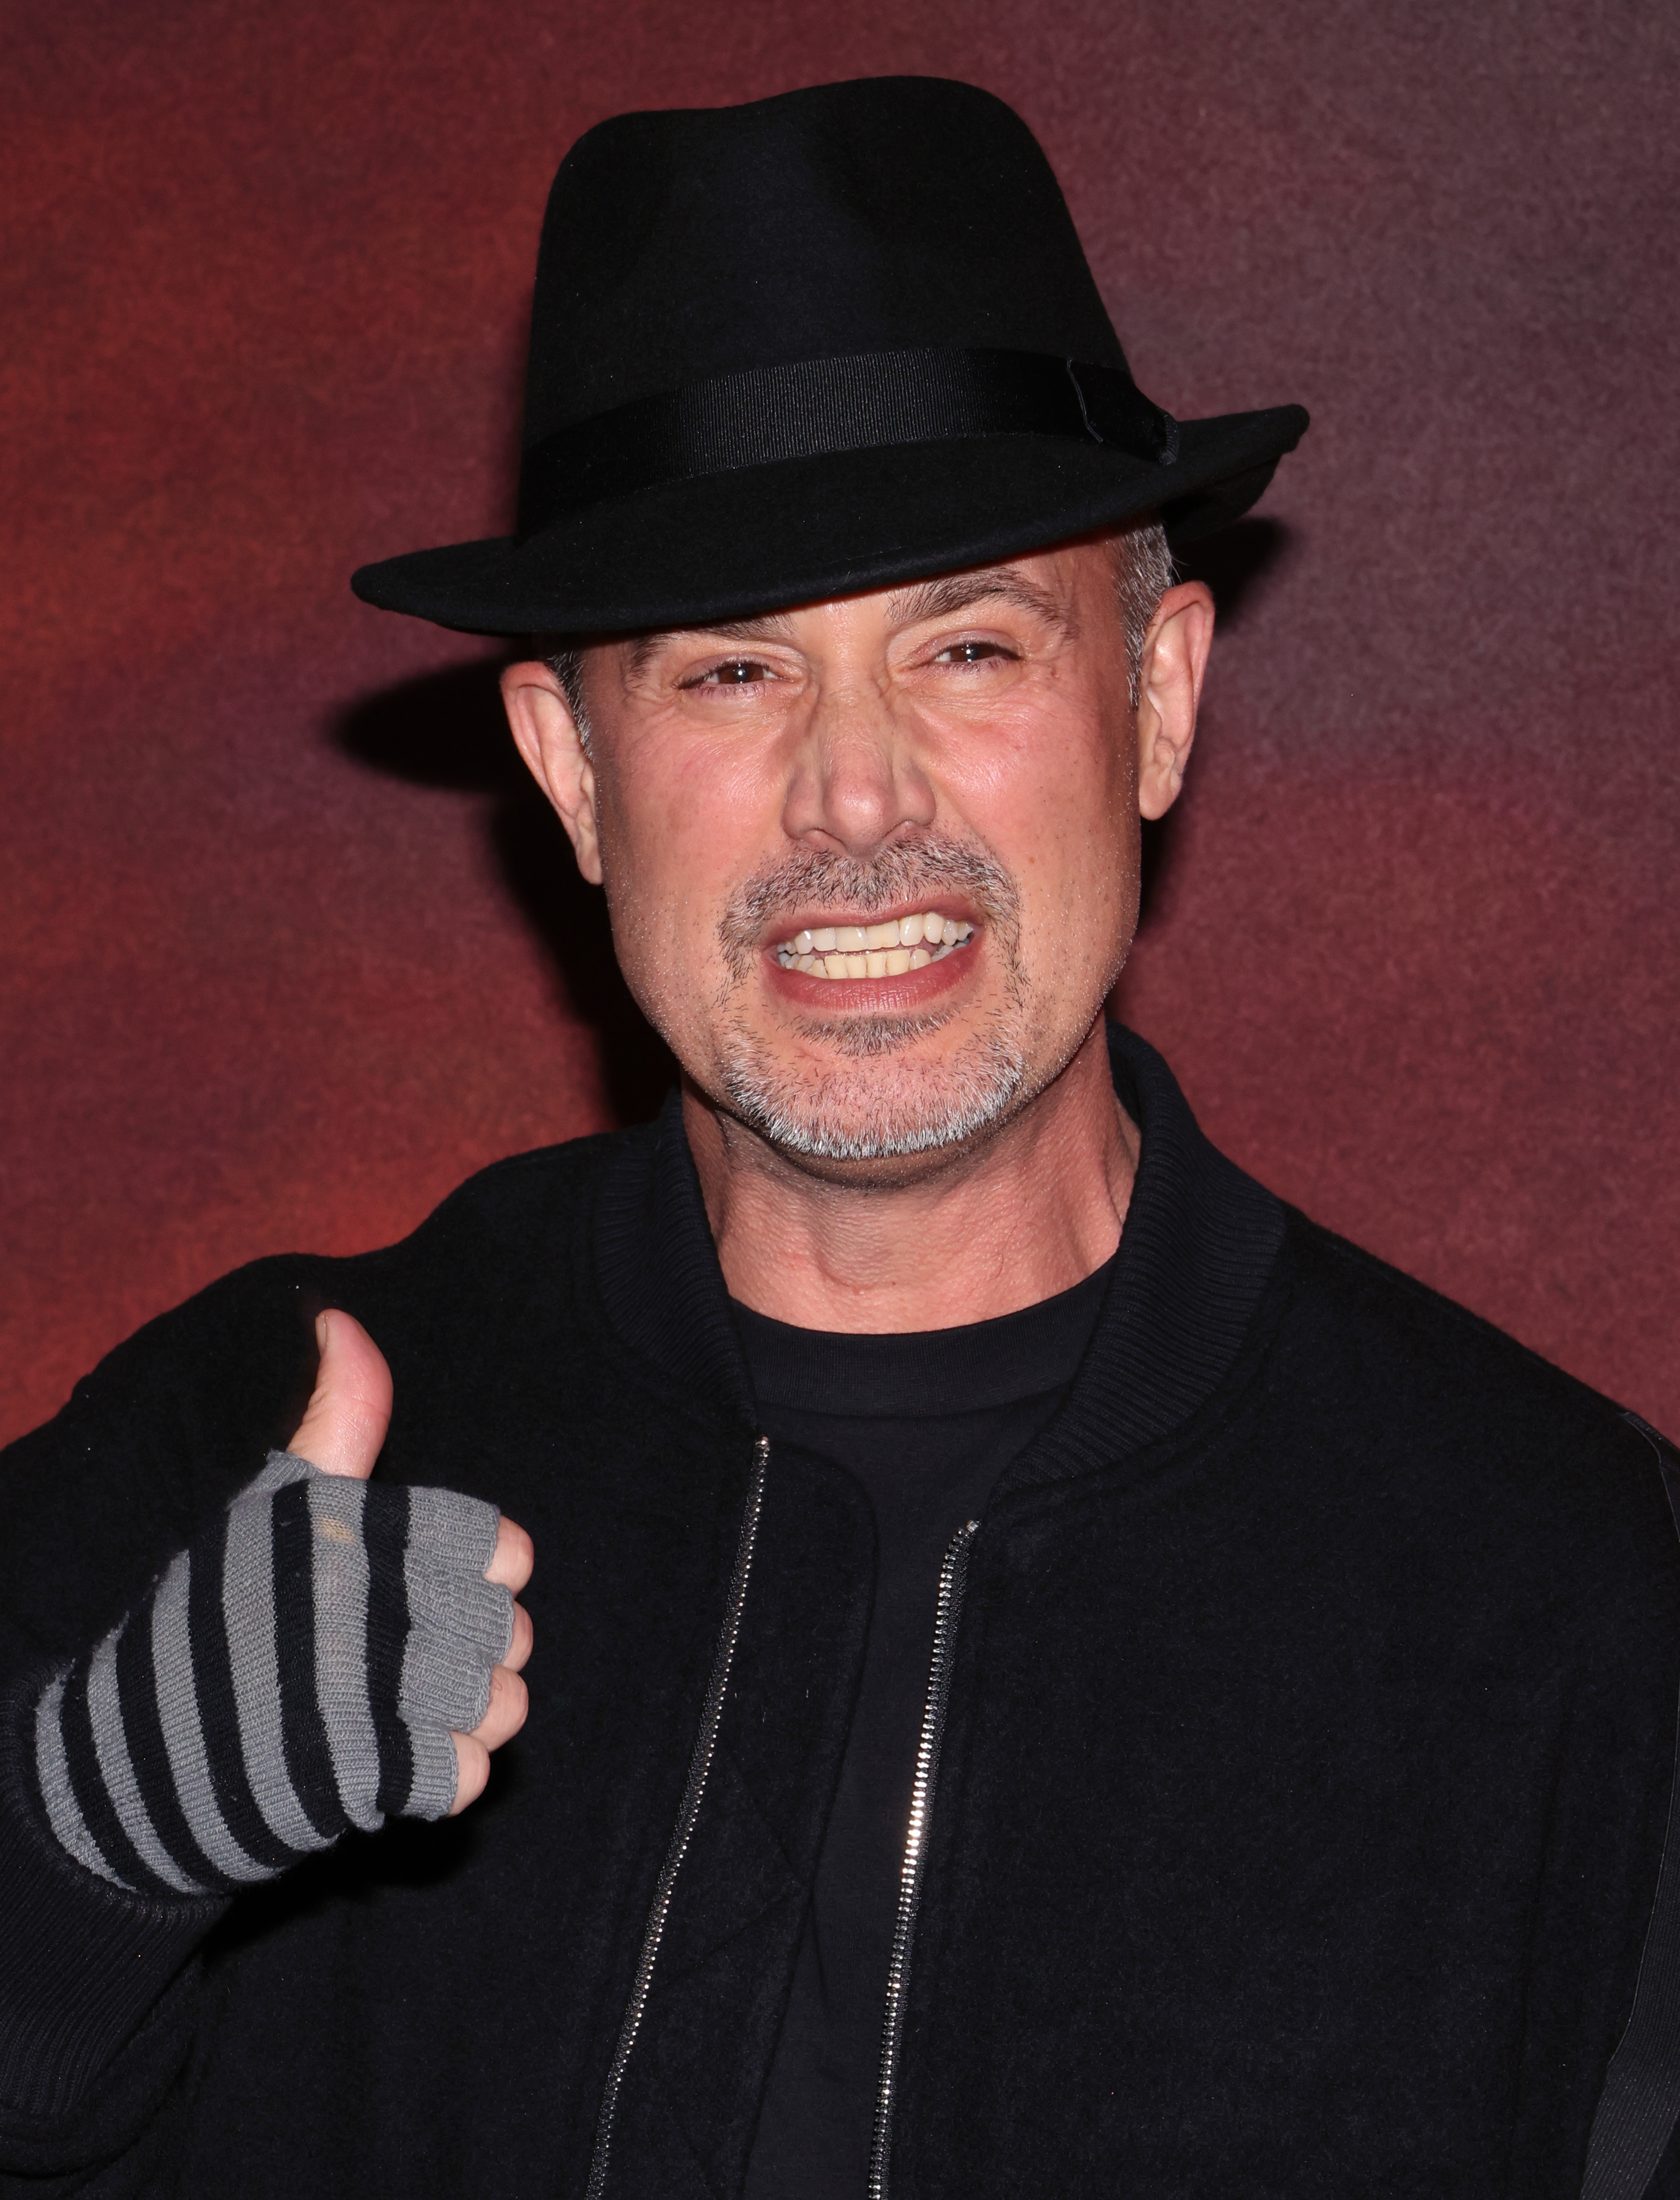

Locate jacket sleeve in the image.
[0,1257,323,2183]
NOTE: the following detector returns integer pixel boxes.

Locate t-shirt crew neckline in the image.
[729,1252,1117,1422]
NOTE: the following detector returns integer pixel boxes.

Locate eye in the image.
[682,658,775,688]
[932,639,1014,666]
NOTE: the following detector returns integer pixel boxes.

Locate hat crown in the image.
[524,77,1129,448]
[352,74,1308,636]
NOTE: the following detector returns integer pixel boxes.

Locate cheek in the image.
[946,704,1137,949]
[592,734,781,988]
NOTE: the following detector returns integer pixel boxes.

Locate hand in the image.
[287,1309,535,1816]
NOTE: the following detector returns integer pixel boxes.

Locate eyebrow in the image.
[884,567,1072,634]
[624,563,1071,675]
[625,611,798,678]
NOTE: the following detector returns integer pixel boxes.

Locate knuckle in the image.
[450,1736,490,1813]
[500,1605,534,1675]
[479,1666,528,1741]
[502,1670,529,1731]
[498,1518,535,1581]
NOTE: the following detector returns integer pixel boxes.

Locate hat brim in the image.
[350,404,1307,638]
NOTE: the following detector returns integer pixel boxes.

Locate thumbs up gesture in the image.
[287,1310,534,1816]
[32,1310,535,1899]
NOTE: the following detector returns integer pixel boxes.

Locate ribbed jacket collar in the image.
[592,1023,1285,1476]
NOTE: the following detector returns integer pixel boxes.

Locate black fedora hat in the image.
[352,77,1308,638]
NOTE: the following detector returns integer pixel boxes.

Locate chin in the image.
[716,1023,1036,1168]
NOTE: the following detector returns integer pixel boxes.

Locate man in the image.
[1,73,1676,2200]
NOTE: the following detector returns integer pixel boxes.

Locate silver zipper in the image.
[583,1435,769,2200]
[868,1517,981,2200]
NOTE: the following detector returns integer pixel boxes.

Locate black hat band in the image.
[517,346,1180,534]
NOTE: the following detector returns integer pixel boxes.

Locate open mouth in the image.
[771,911,976,981]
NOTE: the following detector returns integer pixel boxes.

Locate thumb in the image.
[285,1309,393,1480]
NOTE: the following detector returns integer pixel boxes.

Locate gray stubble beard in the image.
[711,838,1044,1164]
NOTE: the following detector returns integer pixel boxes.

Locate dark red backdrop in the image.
[4,0,1677,1446]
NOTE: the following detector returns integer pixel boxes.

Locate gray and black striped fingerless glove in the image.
[31,1452,513,1897]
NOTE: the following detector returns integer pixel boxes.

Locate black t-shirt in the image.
[735,1256,1115,2198]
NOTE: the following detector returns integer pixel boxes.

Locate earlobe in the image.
[1134,581,1214,822]
[500,660,603,884]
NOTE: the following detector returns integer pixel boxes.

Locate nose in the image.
[779,673,936,858]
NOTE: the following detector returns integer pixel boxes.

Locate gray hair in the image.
[1112,515,1175,707]
[539,513,1173,734]
[543,644,592,752]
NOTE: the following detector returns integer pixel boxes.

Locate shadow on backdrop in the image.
[331,662,679,1126]
[329,518,1289,1119]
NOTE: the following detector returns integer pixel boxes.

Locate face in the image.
[505,538,1209,1179]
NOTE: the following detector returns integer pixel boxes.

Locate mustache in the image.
[717,836,1021,981]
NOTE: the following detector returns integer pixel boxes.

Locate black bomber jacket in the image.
[1,1024,1677,2199]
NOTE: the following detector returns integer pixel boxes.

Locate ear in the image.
[1135,580,1215,821]
[500,658,603,885]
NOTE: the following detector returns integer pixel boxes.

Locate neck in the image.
[683,1021,1136,1333]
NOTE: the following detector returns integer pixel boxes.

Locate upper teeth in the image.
[774,912,975,979]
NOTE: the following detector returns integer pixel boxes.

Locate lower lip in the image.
[763,940,979,1010]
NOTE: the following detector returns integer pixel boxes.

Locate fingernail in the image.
[315,1312,331,1353]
